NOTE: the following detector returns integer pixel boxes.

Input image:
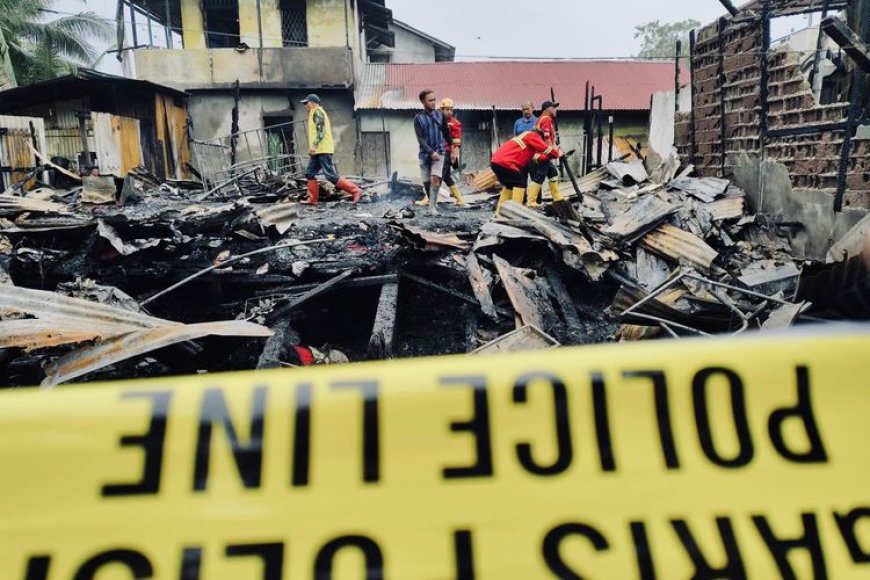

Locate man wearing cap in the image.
[528,100,565,207]
[513,101,537,136]
[414,89,450,215]
[299,94,362,205]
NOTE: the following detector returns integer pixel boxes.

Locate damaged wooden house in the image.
[0,68,191,191]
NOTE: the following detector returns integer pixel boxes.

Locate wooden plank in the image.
[472,325,560,355]
[493,255,545,329]
[170,99,192,179]
[368,282,399,359]
[544,265,582,331]
[465,252,498,321]
[118,117,143,176]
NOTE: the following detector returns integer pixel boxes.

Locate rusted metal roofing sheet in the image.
[356,61,687,111]
[640,224,720,272]
[0,285,271,387]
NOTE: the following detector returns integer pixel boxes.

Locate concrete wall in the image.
[133,47,354,90]
[389,25,436,63]
[180,0,205,49]
[189,89,357,173]
[674,9,870,207]
[307,0,353,48]
[732,152,867,260]
[239,0,283,48]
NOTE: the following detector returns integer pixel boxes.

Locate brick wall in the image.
[675,5,870,206]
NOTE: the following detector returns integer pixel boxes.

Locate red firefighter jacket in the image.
[535,113,556,146]
[491,131,561,172]
[444,117,462,155]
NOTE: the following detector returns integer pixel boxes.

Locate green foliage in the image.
[0,0,112,85]
[634,19,700,59]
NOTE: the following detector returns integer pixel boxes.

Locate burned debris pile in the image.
[0,154,866,387]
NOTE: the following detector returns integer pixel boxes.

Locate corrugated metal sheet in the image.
[92,112,143,177]
[0,115,47,185]
[640,224,719,272]
[356,61,688,111]
[0,284,271,387]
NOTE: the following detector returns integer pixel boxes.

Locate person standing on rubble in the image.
[490,129,563,217]
[300,94,362,206]
[414,89,451,215]
[439,97,466,206]
[513,101,537,136]
[527,100,565,207]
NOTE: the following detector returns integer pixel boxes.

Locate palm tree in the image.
[0,0,112,85]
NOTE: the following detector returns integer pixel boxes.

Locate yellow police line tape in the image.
[2,328,870,579]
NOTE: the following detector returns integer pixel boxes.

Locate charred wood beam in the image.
[401,271,512,318]
[760,1,771,147]
[257,274,397,297]
[368,282,399,359]
[833,6,870,212]
[718,0,740,16]
[689,29,698,167]
[545,265,583,335]
[766,122,847,139]
[821,16,870,73]
[267,268,357,322]
[465,253,498,321]
[257,318,300,369]
[718,17,728,177]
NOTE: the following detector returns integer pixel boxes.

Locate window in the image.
[281,0,308,47]
[202,0,240,49]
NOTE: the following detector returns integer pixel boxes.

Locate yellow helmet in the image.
[440,97,455,109]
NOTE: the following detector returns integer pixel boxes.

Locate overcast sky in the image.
[386,0,729,60]
[56,0,741,70]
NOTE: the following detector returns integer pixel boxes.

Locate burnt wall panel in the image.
[675,2,869,206]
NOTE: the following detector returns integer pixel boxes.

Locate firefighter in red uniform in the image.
[490,129,563,216]
[528,100,565,207]
[419,97,466,206]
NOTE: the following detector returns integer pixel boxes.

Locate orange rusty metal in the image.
[640,223,719,272]
[42,321,272,388]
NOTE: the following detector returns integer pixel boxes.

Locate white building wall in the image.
[388,26,437,63]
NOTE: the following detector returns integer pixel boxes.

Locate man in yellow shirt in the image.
[300,94,362,205]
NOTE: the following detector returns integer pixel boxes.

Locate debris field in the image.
[0,153,867,388]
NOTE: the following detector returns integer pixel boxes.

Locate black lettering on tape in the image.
[225,543,284,580]
[193,387,267,492]
[835,508,870,564]
[73,549,154,580]
[591,372,616,472]
[102,391,171,497]
[542,523,609,580]
[629,522,656,580]
[768,366,829,464]
[332,380,381,483]
[622,371,680,469]
[179,547,202,580]
[23,556,51,580]
[513,372,573,476]
[753,514,828,579]
[313,535,384,580]
[671,518,746,579]
[291,383,312,487]
[441,376,494,479]
[454,529,476,580]
[692,368,754,468]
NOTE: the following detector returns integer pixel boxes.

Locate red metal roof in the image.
[356,61,687,112]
